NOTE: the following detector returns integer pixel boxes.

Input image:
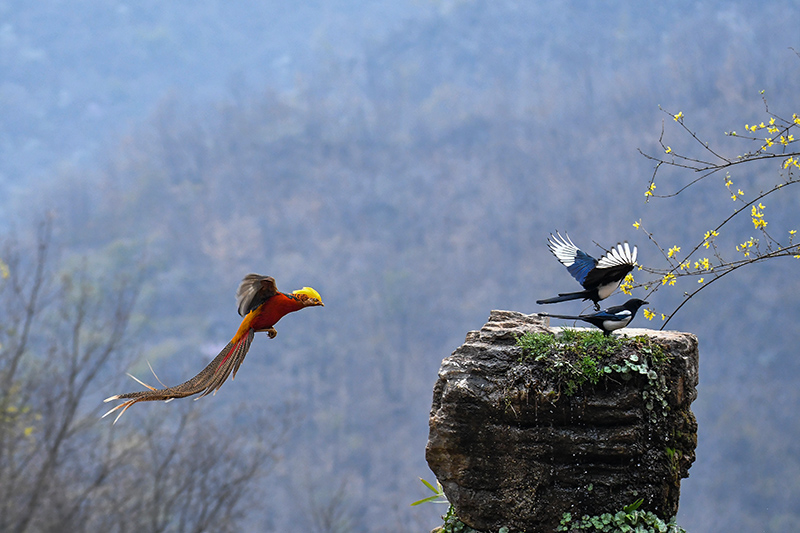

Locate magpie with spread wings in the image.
[537,232,637,310]
[103,274,323,423]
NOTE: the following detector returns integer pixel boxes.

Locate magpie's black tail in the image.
[540,313,582,320]
[536,291,588,305]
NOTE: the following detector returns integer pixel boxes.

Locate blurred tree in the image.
[0,220,280,533]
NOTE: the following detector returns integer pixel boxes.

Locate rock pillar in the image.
[426,310,698,533]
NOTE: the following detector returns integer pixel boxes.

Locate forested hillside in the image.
[2,1,799,531]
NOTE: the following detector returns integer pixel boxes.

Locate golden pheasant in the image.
[103,274,323,423]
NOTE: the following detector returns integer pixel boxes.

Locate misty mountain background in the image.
[2,1,799,531]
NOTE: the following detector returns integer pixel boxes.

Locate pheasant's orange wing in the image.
[236,274,279,317]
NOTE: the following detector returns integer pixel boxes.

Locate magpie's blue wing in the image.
[566,250,597,286]
[546,232,598,286]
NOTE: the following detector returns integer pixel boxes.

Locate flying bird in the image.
[103,274,323,423]
[537,232,637,310]
[541,298,649,336]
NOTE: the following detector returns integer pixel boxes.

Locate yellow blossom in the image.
[698,277,704,283]
[643,308,655,321]
[619,273,635,295]
[667,245,680,258]
[674,111,684,122]
[633,220,641,229]
[661,272,677,286]
[736,237,754,257]
[751,204,767,230]
[665,146,672,154]
[737,238,756,257]
[703,229,718,248]
[694,258,711,271]
[679,261,690,271]
[645,182,656,197]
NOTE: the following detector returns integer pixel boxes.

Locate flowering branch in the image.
[630,96,800,328]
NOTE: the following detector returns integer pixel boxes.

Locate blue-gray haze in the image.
[1,1,799,531]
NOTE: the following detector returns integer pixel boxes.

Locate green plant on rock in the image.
[435,511,509,533]
[515,331,672,421]
[606,350,670,423]
[515,330,556,360]
[413,481,510,533]
[557,499,686,533]
[411,478,448,507]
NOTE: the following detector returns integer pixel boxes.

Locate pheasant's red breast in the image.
[231,292,305,342]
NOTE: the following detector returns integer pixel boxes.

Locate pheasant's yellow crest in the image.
[293,286,322,302]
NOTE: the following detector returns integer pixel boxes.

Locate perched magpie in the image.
[537,232,638,310]
[542,298,649,336]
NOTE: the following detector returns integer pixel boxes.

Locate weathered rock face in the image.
[426,310,698,533]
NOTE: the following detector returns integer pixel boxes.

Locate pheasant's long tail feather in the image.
[196,329,255,399]
[102,329,255,423]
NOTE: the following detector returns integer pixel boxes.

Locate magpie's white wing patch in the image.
[596,242,637,269]
[547,232,581,267]
[601,309,633,331]
[602,317,632,331]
